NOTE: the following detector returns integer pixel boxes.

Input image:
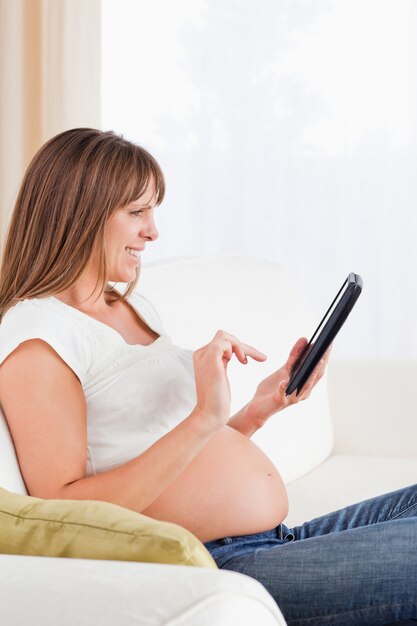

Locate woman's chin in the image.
[109,266,140,284]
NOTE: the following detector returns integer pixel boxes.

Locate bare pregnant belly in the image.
[142,425,288,542]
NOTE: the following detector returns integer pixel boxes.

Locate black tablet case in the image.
[286,273,363,396]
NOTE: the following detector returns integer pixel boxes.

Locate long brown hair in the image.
[0,128,165,321]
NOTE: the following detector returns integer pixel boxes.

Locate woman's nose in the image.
[142,214,159,241]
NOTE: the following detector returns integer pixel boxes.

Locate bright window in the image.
[102,0,417,358]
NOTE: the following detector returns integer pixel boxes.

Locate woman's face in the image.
[103,179,159,283]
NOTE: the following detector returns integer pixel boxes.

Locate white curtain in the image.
[0,0,101,250]
[101,0,417,360]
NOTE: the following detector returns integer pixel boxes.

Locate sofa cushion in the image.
[285,454,417,527]
[0,555,286,626]
[0,488,217,568]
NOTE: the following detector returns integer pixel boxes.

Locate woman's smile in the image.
[125,246,142,261]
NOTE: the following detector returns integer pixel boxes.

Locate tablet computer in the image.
[286,272,363,397]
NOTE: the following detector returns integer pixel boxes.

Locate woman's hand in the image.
[192,330,267,431]
[243,338,331,429]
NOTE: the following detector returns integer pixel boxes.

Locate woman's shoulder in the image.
[1,296,89,336]
[0,297,93,386]
[2,296,65,326]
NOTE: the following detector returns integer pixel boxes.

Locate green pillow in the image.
[0,487,217,568]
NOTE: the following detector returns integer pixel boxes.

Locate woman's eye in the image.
[130,209,143,216]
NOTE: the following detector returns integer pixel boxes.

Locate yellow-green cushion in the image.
[0,488,217,568]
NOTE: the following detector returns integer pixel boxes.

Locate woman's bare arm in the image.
[0,340,215,512]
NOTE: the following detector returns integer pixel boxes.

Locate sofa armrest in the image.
[327,359,417,459]
[0,555,286,626]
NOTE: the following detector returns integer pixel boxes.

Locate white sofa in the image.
[1,255,416,626]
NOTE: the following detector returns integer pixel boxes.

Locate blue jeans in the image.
[204,484,417,625]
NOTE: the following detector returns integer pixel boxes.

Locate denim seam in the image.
[388,501,417,521]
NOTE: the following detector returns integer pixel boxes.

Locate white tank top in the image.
[0,291,197,476]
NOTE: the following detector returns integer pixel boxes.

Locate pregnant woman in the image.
[0,128,415,626]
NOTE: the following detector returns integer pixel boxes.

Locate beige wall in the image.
[0,0,101,251]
